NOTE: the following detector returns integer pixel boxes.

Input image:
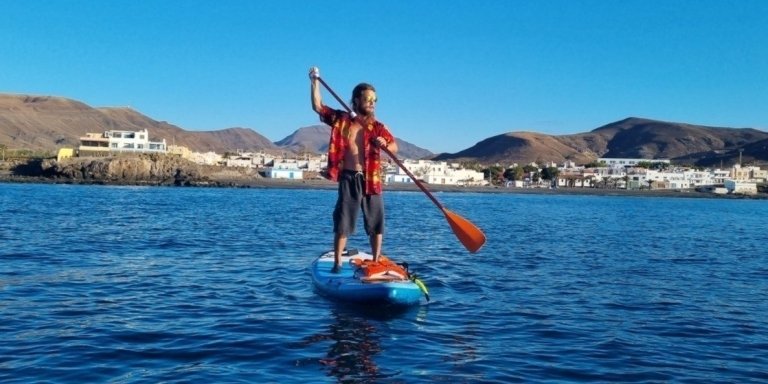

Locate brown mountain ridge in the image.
[0,93,431,159]
[434,117,768,166]
[2,93,767,166]
[0,94,281,154]
[276,125,434,160]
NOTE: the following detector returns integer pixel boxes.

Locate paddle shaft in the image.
[315,76,446,212]
[380,146,445,211]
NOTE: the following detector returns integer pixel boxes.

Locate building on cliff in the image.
[79,129,167,156]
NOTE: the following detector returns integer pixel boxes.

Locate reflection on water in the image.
[300,304,425,382]
[322,310,381,381]
[5,184,768,383]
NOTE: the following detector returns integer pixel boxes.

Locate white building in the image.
[711,169,731,184]
[300,157,326,172]
[265,160,303,179]
[386,174,414,184]
[599,157,671,168]
[385,159,485,186]
[724,180,758,195]
[79,129,167,155]
[167,145,223,166]
[731,164,768,182]
[190,151,223,165]
[226,155,255,168]
[556,167,598,188]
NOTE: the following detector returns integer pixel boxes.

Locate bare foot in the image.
[331,264,342,273]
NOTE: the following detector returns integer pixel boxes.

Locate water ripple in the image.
[2,185,768,382]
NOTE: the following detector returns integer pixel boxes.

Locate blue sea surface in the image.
[1,183,766,383]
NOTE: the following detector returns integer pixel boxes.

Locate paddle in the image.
[315,76,486,253]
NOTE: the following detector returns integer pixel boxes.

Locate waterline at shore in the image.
[2,172,765,200]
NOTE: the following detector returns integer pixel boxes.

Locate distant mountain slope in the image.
[0,94,281,154]
[396,139,433,160]
[275,125,434,160]
[185,127,278,153]
[434,131,595,165]
[675,136,768,167]
[275,125,330,153]
[0,93,429,158]
[3,93,767,166]
[435,117,768,166]
[0,95,111,149]
[586,117,767,158]
[98,106,279,152]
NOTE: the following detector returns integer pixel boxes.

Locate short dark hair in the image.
[351,83,376,111]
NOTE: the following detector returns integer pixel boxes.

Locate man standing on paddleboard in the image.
[309,67,398,273]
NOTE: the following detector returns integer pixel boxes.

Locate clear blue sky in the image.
[2,1,766,153]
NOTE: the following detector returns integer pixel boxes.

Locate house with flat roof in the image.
[79,129,166,155]
[265,160,303,179]
[599,158,671,168]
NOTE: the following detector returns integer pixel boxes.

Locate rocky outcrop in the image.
[11,154,262,186]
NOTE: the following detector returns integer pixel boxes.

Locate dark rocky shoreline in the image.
[2,156,766,200]
[3,170,766,200]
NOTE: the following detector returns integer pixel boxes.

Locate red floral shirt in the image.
[318,105,394,195]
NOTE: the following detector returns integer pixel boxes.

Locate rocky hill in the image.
[0,94,281,154]
[436,131,596,165]
[275,125,331,153]
[0,93,432,158]
[276,125,434,159]
[434,117,768,166]
[3,93,767,166]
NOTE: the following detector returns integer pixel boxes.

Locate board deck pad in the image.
[311,249,425,306]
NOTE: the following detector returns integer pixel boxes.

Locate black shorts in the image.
[333,170,384,236]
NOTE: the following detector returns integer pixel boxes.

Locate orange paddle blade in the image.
[443,209,486,253]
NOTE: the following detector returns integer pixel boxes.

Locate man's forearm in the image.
[311,79,323,113]
[386,140,398,154]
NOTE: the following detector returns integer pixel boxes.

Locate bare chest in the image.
[343,123,366,170]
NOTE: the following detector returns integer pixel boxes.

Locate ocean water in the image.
[1,183,766,383]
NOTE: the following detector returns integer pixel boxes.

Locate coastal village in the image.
[62,128,767,195]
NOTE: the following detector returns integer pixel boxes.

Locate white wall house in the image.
[191,151,223,165]
[226,156,255,168]
[250,152,279,167]
[385,159,485,186]
[385,174,414,184]
[724,180,758,195]
[599,158,671,168]
[224,152,273,168]
[79,129,167,154]
[302,158,326,172]
[266,160,303,179]
[168,145,223,165]
[711,169,731,184]
[731,164,768,182]
[556,168,598,188]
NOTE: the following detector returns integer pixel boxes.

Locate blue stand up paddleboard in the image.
[311,249,429,306]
